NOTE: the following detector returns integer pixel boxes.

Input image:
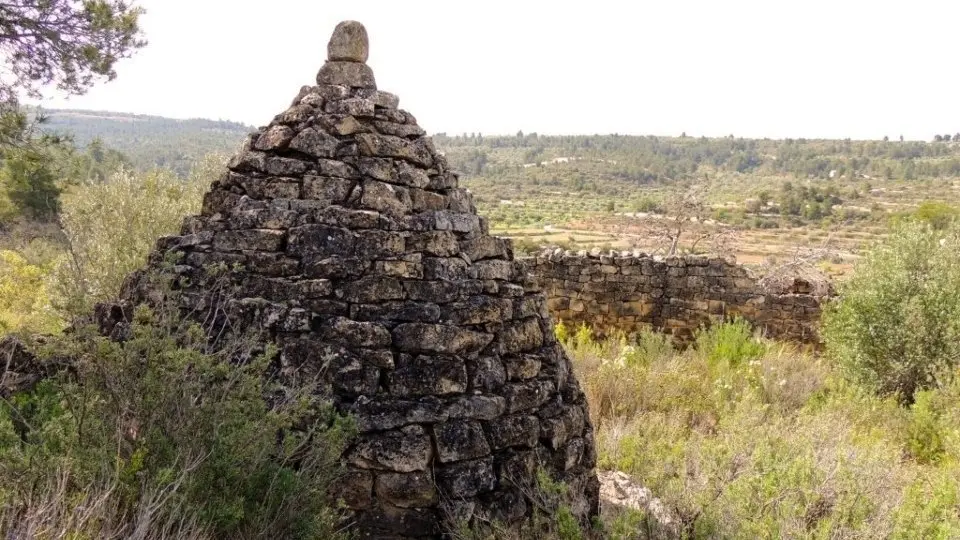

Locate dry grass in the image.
[557,321,960,539]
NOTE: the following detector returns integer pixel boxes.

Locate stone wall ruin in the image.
[118,21,599,538]
[527,249,826,343]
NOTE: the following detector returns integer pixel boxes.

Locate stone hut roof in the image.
[126,21,598,538]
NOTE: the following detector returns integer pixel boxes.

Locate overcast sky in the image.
[35,0,960,141]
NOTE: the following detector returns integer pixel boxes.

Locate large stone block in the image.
[434,420,491,462]
[435,457,496,498]
[212,229,285,252]
[390,354,468,396]
[347,425,433,472]
[392,324,493,355]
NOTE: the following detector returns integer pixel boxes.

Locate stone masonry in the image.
[120,21,598,538]
[528,249,826,343]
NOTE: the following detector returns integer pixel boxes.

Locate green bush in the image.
[904,390,945,464]
[910,201,960,231]
[54,158,215,317]
[0,249,62,333]
[0,145,63,221]
[0,293,352,538]
[822,221,960,401]
[893,472,960,539]
[694,317,766,370]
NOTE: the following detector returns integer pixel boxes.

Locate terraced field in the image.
[453,139,960,279]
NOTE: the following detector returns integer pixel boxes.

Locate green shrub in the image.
[822,221,960,401]
[694,318,766,370]
[0,145,62,221]
[911,201,960,231]
[0,293,352,538]
[0,249,62,333]
[893,471,960,539]
[904,390,946,464]
[54,159,214,317]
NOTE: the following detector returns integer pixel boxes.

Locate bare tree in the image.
[639,183,738,256]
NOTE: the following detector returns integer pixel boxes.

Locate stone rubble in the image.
[121,21,599,538]
[598,470,677,535]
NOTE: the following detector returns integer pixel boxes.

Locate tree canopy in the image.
[0,1,146,105]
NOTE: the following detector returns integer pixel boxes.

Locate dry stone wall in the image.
[527,249,825,343]
[110,21,598,539]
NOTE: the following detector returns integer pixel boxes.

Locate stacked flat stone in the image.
[135,21,598,538]
[528,248,825,343]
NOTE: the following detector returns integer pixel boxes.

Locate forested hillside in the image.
[40,108,252,176]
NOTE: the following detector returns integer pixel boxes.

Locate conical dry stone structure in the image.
[128,21,598,537]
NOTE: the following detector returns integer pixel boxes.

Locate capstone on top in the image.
[318,21,376,89]
[327,20,369,63]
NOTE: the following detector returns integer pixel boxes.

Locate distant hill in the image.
[39,108,253,176]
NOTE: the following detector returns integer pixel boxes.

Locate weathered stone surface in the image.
[287,224,354,258]
[407,231,458,256]
[213,229,285,252]
[325,97,375,117]
[360,179,411,217]
[352,301,441,323]
[409,188,447,212]
[435,457,497,498]
[347,425,432,472]
[327,20,369,62]
[392,324,493,355]
[469,356,507,393]
[486,414,539,449]
[289,127,338,158]
[317,61,376,88]
[340,276,404,303]
[497,451,537,487]
[375,471,437,508]
[373,90,399,109]
[320,316,391,348]
[357,505,440,538]
[441,296,513,325]
[349,396,444,432]
[355,230,406,258]
[503,355,542,381]
[498,318,544,354]
[323,114,365,135]
[317,158,358,179]
[445,395,506,421]
[303,255,368,278]
[375,121,426,138]
[330,351,380,395]
[329,468,374,509]
[356,133,433,167]
[396,161,431,188]
[403,279,461,302]
[303,176,353,205]
[254,125,294,150]
[527,250,827,344]
[461,236,510,261]
[390,354,467,396]
[504,380,554,413]
[434,420,490,462]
